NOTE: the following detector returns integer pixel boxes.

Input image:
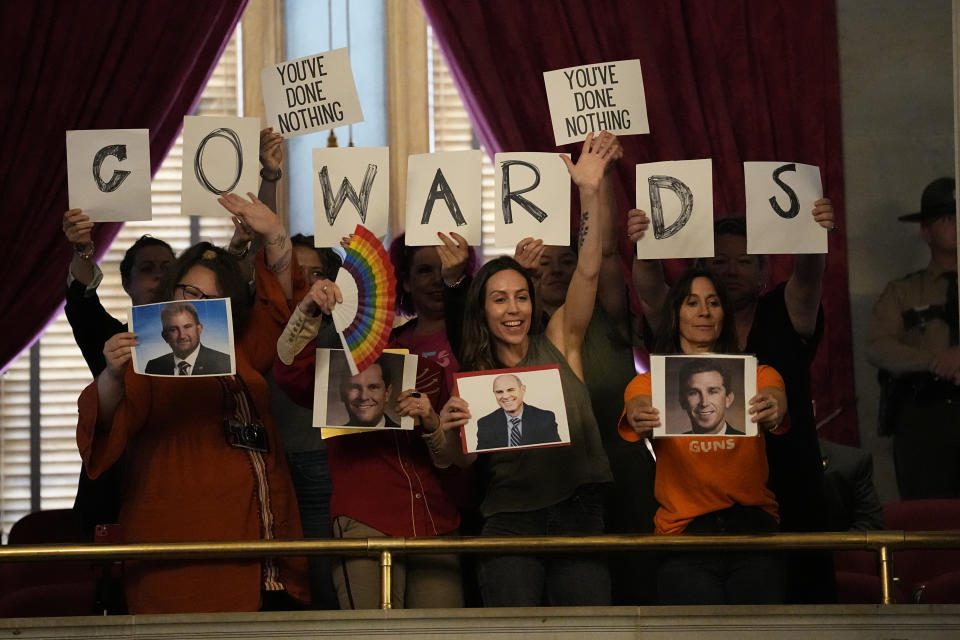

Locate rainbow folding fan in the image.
[332,225,397,375]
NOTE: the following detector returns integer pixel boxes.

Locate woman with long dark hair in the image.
[619,267,790,604]
[437,132,619,607]
[76,193,308,614]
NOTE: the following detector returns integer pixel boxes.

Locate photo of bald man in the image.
[475,373,561,450]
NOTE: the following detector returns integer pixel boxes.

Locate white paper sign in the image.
[744,161,825,254]
[635,159,714,259]
[312,147,389,246]
[261,48,364,138]
[494,152,570,247]
[66,129,152,222]
[404,151,482,246]
[181,116,260,217]
[543,59,649,146]
[650,354,758,438]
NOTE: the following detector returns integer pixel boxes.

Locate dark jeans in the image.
[478,484,611,607]
[288,448,338,609]
[657,505,786,605]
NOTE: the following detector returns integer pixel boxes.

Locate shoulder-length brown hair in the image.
[653,267,739,355]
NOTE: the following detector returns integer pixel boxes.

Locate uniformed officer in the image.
[866,176,959,499]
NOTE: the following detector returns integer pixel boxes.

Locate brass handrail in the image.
[3,531,959,608]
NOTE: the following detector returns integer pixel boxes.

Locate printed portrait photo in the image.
[313,348,417,430]
[651,354,758,437]
[455,365,571,454]
[129,298,235,377]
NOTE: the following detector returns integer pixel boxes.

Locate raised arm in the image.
[594,138,631,341]
[783,198,834,337]
[63,209,97,286]
[438,231,472,362]
[627,208,669,333]
[218,192,293,299]
[256,127,283,214]
[548,132,618,379]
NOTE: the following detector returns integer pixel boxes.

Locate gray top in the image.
[479,334,613,517]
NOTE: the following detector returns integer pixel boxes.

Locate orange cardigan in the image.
[618,365,788,535]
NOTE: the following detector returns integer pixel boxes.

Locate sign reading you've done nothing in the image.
[543,59,649,146]
[261,48,363,138]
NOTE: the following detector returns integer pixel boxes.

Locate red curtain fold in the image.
[422,0,856,444]
[0,0,248,374]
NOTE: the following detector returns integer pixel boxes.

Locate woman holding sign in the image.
[436,132,617,607]
[619,267,790,605]
[76,193,309,614]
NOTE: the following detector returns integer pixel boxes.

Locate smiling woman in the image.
[436,132,620,608]
[619,267,791,605]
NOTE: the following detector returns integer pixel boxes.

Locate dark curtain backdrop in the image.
[422,0,856,444]
[0,0,248,374]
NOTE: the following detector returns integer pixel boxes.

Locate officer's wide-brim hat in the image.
[899,177,957,222]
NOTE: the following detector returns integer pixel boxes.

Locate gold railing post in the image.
[380,550,392,610]
[879,545,894,604]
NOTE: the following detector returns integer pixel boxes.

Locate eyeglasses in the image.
[175,283,214,300]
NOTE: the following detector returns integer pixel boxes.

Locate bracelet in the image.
[443,273,467,288]
[74,242,95,260]
[227,240,251,259]
[259,167,282,182]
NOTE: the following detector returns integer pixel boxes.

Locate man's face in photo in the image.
[341,363,391,427]
[162,311,203,359]
[681,370,734,434]
[493,374,526,417]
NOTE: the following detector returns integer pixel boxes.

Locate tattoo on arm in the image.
[266,232,288,250]
[267,249,292,274]
[578,211,590,249]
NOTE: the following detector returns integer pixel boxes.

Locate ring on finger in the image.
[764,401,774,410]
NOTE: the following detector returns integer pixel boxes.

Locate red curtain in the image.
[422,0,856,444]
[0,0,248,374]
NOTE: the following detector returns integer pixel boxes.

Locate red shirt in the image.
[273,339,460,537]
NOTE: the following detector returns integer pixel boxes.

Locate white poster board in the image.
[650,354,758,438]
[404,151,482,246]
[261,48,364,138]
[494,152,571,247]
[181,116,260,217]
[543,59,649,146]
[66,129,152,222]
[635,159,714,259]
[312,147,389,246]
[744,161,826,255]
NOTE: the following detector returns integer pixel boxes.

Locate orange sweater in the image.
[618,366,788,535]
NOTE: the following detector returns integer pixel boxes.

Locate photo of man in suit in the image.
[676,359,744,436]
[338,355,399,428]
[144,301,231,375]
[476,373,560,450]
